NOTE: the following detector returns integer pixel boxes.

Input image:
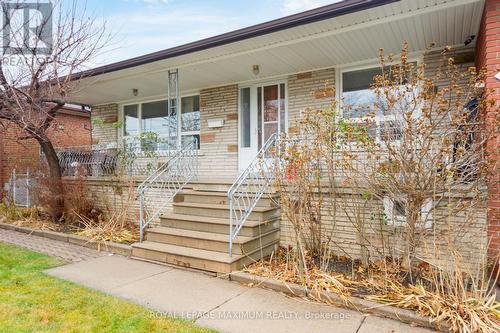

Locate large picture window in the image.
[341,63,417,142]
[122,95,200,150]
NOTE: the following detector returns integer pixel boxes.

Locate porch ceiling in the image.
[71,0,485,106]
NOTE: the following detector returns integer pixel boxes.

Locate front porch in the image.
[62,0,486,273]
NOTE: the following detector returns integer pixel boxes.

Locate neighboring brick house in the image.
[0,106,91,194]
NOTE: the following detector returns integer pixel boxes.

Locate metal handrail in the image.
[227,133,279,256]
[138,139,198,242]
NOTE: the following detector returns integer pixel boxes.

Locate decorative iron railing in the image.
[138,138,198,242]
[56,146,119,177]
[55,139,178,177]
[227,133,279,256]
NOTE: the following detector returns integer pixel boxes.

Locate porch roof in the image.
[71,0,485,106]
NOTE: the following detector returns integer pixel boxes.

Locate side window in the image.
[123,104,139,137]
[180,96,200,149]
[383,196,433,228]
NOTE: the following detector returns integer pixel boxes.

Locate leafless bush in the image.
[271,42,498,332]
[74,179,138,248]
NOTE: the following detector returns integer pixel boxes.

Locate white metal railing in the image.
[227,133,279,256]
[138,138,198,242]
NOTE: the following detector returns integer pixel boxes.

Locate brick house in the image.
[64,0,499,273]
[0,106,91,195]
[476,0,500,259]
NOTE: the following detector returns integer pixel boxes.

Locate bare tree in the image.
[0,1,109,220]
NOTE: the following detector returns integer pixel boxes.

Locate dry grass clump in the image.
[0,203,42,221]
[368,257,500,333]
[246,249,357,299]
[73,179,138,248]
[10,218,61,232]
[369,283,499,333]
[0,203,62,231]
[74,211,138,249]
[244,247,500,333]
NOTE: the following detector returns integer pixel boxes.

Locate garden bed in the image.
[229,271,438,331]
[238,248,499,333]
[0,203,138,245]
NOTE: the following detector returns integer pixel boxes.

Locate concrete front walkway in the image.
[46,255,436,333]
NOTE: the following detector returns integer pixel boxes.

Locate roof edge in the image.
[74,0,399,79]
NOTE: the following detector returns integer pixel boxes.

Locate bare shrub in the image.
[73,179,138,248]
[63,176,103,224]
[271,42,498,332]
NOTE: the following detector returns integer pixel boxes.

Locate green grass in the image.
[0,242,217,333]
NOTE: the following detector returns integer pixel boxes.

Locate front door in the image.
[238,82,287,171]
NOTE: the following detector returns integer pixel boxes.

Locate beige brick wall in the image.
[65,177,172,226]
[288,68,336,130]
[198,85,239,180]
[278,188,488,268]
[91,104,119,146]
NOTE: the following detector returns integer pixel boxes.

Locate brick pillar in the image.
[476,0,500,259]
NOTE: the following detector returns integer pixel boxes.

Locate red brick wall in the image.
[0,110,91,192]
[476,0,500,258]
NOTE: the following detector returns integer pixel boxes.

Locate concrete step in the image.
[172,202,280,221]
[188,180,277,194]
[145,226,280,255]
[159,213,279,236]
[176,189,278,207]
[131,240,279,273]
[189,180,234,192]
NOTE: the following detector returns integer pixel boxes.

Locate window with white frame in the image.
[122,95,200,150]
[383,196,433,228]
[180,96,200,148]
[341,63,417,142]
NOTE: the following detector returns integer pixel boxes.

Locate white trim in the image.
[118,94,201,149]
[89,0,482,85]
[337,56,422,143]
[383,196,434,228]
[92,44,471,108]
[237,79,288,171]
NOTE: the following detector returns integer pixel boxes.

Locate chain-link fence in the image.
[5,169,33,208]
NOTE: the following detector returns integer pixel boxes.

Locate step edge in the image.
[172,202,278,212]
[146,226,280,244]
[160,213,280,227]
[132,239,280,264]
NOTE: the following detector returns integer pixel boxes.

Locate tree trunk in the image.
[402,198,422,274]
[39,139,64,222]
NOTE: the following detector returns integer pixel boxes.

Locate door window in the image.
[259,83,286,150]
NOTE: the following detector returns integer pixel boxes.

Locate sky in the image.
[81,0,338,66]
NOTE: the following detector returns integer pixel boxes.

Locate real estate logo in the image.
[2,1,53,55]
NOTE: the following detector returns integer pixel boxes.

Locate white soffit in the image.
[72,0,485,105]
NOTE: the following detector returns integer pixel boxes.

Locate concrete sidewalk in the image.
[46,255,436,333]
